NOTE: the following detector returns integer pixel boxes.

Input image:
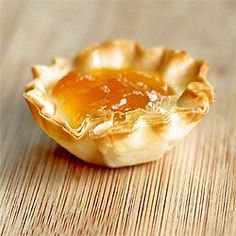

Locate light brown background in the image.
[1,1,236,235]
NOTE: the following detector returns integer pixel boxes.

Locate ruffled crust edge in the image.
[24,40,215,167]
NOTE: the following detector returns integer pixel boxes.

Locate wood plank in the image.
[1,1,235,235]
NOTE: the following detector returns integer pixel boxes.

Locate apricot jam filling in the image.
[51,68,174,127]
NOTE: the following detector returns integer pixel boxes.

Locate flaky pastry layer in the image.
[24,40,215,167]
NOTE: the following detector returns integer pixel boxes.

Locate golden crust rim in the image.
[24,40,215,141]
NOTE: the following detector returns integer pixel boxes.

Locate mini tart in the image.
[24,40,215,167]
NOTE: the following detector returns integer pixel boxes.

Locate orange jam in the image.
[51,68,173,127]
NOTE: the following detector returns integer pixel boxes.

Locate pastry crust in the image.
[24,40,215,167]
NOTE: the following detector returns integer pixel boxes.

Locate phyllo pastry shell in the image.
[24,40,215,167]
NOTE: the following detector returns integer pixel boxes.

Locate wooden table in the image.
[1,1,235,235]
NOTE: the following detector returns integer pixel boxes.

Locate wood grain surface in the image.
[1,1,236,235]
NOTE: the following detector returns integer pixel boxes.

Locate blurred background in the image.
[1,1,235,124]
[1,1,236,235]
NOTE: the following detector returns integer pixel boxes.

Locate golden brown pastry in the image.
[24,40,215,167]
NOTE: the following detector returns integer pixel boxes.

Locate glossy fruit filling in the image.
[51,68,174,127]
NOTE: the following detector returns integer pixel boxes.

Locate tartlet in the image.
[24,40,215,167]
